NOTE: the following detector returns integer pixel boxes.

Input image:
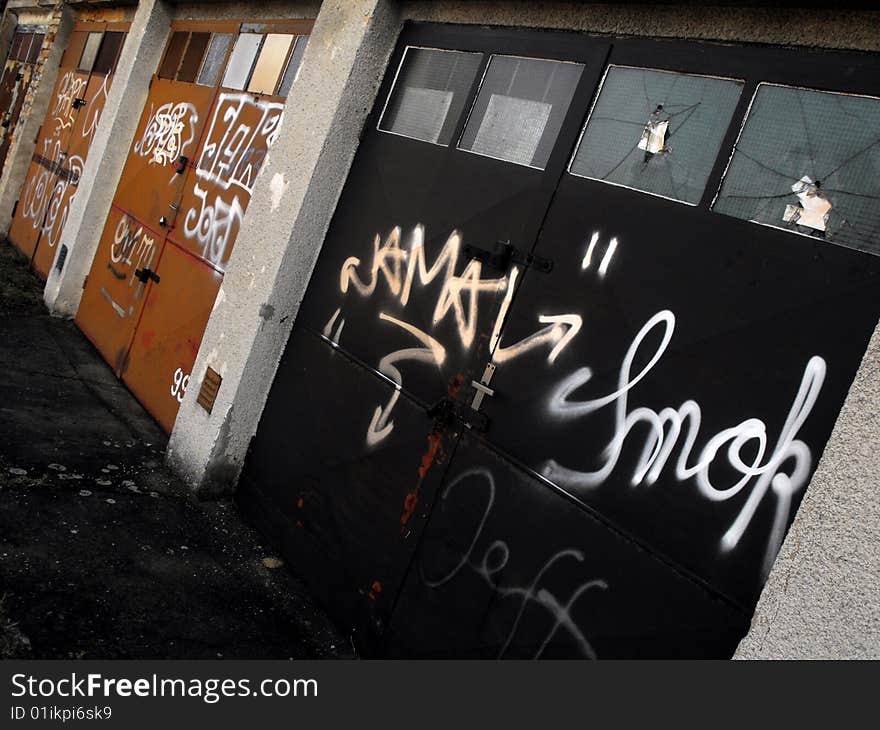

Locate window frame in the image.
[566,63,746,207]
[709,80,880,246]
[376,45,484,148]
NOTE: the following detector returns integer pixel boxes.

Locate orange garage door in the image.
[8,22,128,278]
[75,19,312,432]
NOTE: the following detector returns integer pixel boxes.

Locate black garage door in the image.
[238,23,880,657]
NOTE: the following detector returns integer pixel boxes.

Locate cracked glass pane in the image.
[713,83,880,254]
[379,47,482,146]
[570,65,743,204]
[459,55,583,169]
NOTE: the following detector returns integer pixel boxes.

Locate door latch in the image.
[71,97,87,109]
[134,267,160,284]
[470,363,496,411]
[463,239,553,274]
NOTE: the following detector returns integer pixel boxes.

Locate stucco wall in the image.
[402,2,880,52]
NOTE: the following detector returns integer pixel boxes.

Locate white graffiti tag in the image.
[422,467,608,659]
[334,224,584,446]
[51,71,88,132]
[99,216,158,319]
[183,93,284,266]
[134,101,198,166]
[541,310,826,576]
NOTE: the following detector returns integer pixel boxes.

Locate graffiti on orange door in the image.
[133,100,199,166]
[100,215,158,318]
[183,92,285,266]
[15,72,111,252]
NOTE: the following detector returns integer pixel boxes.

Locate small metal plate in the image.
[197,367,222,414]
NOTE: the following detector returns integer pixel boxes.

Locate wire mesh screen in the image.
[713,84,880,254]
[379,47,482,146]
[570,66,743,204]
[459,56,583,169]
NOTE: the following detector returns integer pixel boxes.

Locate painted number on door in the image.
[171,367,190,403]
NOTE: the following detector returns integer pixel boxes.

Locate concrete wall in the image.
[401,2,880,52]
[173,0,321,22]
[735,322,880,659]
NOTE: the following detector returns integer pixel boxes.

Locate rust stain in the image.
[368,580,382,601]
[448,373,465,399]
[402,429,445,531]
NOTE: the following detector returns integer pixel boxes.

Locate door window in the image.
[569,66,743,204]
[712,83,880,253]
[378,46,482,145]
[458,55,583,169]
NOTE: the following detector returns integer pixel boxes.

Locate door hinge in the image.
[134,267,160,284]
[82,274,89,289]
[11,199,18,218]
[463,239,553,274]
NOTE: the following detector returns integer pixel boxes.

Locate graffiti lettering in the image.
[182,93,283,265]
[422,467,608,659]
[541,309,826,575]
[134,101,198,166]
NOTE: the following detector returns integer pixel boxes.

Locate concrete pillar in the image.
[42,0,172,315]
[0,3,73,237]
[167,0,402,495]
[735,321,880,659]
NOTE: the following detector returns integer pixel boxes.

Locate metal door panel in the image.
[8,69,90,260]
[75,208,162,372]
[29,72,109,277]
[238,326,456,646]
[293,117,555,413]
[170,90,284,270]
[385,432,748,658]
[121,240,223,433]
[290,28,611,412]
[480,175,880,609]
[112,79,214,230]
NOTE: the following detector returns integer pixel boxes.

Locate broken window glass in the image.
[379,47,482,146]
[570,66,743,204]
[713,83,880,254]
[277,35,308,97]
[197,33,233,87]
[221,33,263,91]
[459,55,583,169]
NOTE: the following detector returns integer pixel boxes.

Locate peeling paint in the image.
[269,172,288,212]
